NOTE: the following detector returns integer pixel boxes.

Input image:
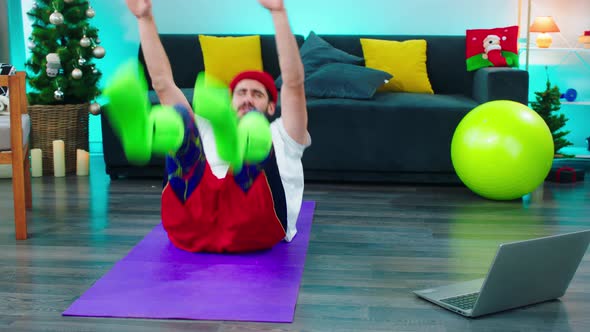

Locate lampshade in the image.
[580,31,590,48]
[530,16,560,33]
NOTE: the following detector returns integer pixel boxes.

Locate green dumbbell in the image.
[104,59,184,165]
[238,111,272,164]
[193,72,242,171]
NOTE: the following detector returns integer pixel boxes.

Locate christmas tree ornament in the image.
[80,36,91,47]
[54,87,64,101]
[71,68,83,79]
[92,46,106,59]
[86,6,96,18]
[45,53,62,77]
[95,37,101,44]
[89,102,101,115]
[25,0,104,105]
[560,88,578,102]
[49,10,64,25]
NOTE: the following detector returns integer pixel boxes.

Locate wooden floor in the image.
[0,155,589,332]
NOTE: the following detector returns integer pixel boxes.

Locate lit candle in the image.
[30,148,43,177]
[53,140,65,177]
[76,149,89,176]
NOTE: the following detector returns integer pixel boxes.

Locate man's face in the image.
[231,79,275,118]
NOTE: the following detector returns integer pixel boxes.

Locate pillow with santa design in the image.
[465,25,519,71]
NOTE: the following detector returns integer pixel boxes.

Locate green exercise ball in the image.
[451,100,554,200]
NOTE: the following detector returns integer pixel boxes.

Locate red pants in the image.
[160,105,287,253]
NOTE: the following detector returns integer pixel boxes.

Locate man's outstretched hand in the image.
[126,0,153,19]
[258,0,284,12]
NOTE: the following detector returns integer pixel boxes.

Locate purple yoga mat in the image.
[63,201,315,323]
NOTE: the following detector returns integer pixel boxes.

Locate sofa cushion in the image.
[316,35,476,96]
[198,35,263,85]
[139,35,305,91]
[0,114,30,151]
[360,38,434,94]
[304,63,392,99]
[465,25,519,71]
[1,63,16,96]
[275,31,363,87]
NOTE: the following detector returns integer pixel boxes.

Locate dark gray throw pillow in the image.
[304,63,392,99]
[275,31,363,87]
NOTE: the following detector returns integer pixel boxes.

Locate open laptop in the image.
[413,229,590,318]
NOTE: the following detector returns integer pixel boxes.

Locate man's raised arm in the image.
[259,0,308,145]
[126,0,191,110]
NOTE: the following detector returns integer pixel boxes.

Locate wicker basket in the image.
[28,103,89,175]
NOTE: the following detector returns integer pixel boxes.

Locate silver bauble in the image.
[86,7,95,18]
[27,40,36,50]
[92,66,98,74]
[80,36,91,48]
[95,37,101,44]
[89,102,101,115]
[54,88,64,101]
[71,68,83,80]
[32,2,38,9]
[78,57,87,66]
[49,11,64,25]
[92,46,106,59]
[64,0,75,3]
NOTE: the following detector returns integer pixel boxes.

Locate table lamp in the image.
[579,30,590,48]
[530,16,560,48]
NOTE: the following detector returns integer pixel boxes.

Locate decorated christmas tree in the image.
[530,70,572,154]
[25,0,105,115]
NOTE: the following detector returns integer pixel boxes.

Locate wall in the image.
[10,0,589,151]
[150,0,519,35]
[6,0,25,69]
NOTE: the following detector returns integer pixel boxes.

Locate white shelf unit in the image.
[519,46,590,106]
[520,46,590,69]
[562,101,590,106]
[518,0,589,151]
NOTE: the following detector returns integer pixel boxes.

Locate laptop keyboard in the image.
[440,292,480,310]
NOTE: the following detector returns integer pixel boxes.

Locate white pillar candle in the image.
[30,148,43,177]
[76,149,89,176]
[53,140,65,177]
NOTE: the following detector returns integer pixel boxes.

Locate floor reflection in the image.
[89,154,110,231]
[444,178,589,281]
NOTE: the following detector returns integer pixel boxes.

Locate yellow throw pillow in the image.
[360,38,434,94]
[198,35,263,85]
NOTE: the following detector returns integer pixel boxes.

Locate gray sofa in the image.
[101,34,528,183]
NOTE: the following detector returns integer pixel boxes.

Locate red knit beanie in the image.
[229,70,278,103]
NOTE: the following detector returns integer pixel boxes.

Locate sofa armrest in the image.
[473,67,529,105]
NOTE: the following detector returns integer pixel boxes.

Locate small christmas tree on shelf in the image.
[530,68,573,155]
[25,0,105,115]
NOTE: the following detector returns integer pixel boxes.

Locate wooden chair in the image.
[0,71,31,240]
